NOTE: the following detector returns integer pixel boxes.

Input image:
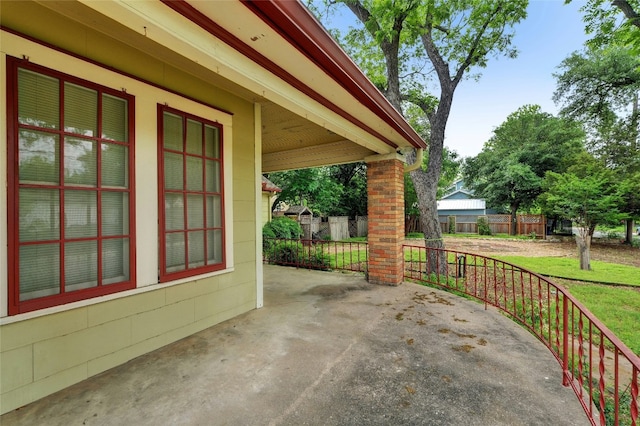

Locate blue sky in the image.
[314,0,591,158]
[446,0,590,158]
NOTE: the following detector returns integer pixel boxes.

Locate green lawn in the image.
[493,255,640,355]
[558,280,640,356]
[494,256,640,286]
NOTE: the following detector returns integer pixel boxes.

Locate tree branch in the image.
[453,2,505,85]
[612,0,640,29]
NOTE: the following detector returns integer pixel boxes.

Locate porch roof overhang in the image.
[16,0,425,172]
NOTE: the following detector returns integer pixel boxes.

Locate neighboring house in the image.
[436,199,493,217]
[0,0,426,413]
[437,179,497,216]
[261,176,281,225]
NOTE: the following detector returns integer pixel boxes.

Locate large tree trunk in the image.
[409,86,452,275]
[509,204,518,236]
[576,235,592,270]
[625,218,634,244]
[575,227,592,270]
[410,167,445,275]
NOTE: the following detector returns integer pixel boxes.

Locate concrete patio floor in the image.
[1,265,589,425]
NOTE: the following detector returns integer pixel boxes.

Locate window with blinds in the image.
[7,57,135,314]
[158,106,225,281]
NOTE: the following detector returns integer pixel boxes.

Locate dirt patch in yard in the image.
[407,236,640,269]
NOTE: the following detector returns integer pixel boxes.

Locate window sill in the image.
[0,267,235,325]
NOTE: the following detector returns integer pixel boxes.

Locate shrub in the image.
[606,230,622,240]
[477,217,492,235]
[265,241,330,270]
[448,216,456,234]
[263,216,302,239]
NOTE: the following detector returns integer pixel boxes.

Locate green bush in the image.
[448,216,456,234]
[477,217,492,235]
[263,216,302,239]
[265,241,330,270]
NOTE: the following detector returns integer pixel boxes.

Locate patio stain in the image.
[304,283,370,298]
[437,328,476,339]
[452,344,475,353]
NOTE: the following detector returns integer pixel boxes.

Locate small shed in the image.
[283,205,313,221]
[283,206,315,240]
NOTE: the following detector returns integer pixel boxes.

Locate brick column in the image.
[366,154,405,286]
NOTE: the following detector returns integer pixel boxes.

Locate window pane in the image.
[64,190,97,239]
[187,194,204,229]
[188,230,205,268]
[206,195,222,228]
[207,230,223,265]
[18,68,59,129]
[186,119,202,155]
[64,137,97,186]
[19,130,60,184]
[186,156,202,191]
[205,160,220,192]
[102,238,129,284]
[165,193,184,231]
[205,125,220,158]
[65,241,98,291]
[102,192,129,236]
[20,244,60,301]
[163,112,183,151]
[102,94,128,141]
[166,233,185,272]
[19,188,60,242]
[164,152,183,190]
[64,82,97,136]
[102,143,128,188]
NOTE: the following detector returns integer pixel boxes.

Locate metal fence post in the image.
[562,295,570,387]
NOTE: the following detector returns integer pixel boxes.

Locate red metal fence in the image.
[262,238,639,425]
[263,238,368,273]
[403,244,639,426]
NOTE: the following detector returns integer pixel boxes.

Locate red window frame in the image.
[6,56,136,315]
[157,104,226,281]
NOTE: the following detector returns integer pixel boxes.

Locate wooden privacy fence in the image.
[408,214,546,238]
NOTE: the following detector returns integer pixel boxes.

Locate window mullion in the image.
[182,118,189,270]
[59,78,66,296]
[201,123,208,263]
[96,91,103,287]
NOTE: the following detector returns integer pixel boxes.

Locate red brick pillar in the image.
[366,154,405,286]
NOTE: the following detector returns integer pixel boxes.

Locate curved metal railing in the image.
[403,244,639,426]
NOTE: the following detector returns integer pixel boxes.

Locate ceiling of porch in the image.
[260,101,376,172]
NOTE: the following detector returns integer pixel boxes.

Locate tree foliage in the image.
[570,0,640,52]
[540,155,622,269]
[267,168,342,216]
[309,0,528,253]
[553,46,640,173]
[267,163,368,218]
[463,105,585,233]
